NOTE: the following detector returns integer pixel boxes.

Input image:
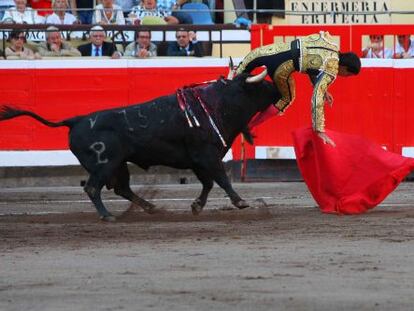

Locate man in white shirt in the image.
[0,0,15,20]
[362,34,393,59]
[2,0,45,23]
[394,34,414,59]
[93,0,125,24]
[46,0,77,24]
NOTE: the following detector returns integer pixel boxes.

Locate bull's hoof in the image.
[100,215,116,222]
[191,200,204,215]
[144,207,161,214]
[233,199,249,209]
[141,202,156,213]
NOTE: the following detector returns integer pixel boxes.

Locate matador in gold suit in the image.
[236,31,361,146]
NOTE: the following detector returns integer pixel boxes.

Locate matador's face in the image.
[338,65,356,77]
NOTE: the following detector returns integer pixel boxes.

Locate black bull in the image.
[0,72,280,221]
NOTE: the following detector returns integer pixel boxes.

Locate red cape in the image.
[292,127,414,214]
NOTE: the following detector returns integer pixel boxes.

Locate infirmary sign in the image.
[286,0,391,24]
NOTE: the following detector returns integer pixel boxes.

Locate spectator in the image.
[1,0,45,23]
[69,0,93,24]
[157,0,192,24]
[5,30,41,59]
[362,34,393,59]
[38,26,81,56]
[124,30,157,57]
[77,25,121,58]
[129,0,178,25]
[167,29,203,57]
[93,0,125,24]
[394,34,414,59]
[0,0,15,20]
[46,0,77,24]
[115,0,136,17]
[27,0,52,17]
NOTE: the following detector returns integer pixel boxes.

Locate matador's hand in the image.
[324,92,333,107]
[317,131,336,147]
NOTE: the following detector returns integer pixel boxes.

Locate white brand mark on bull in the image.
[135,107,149,128]
[89,142,109,164]
[119,109,134,132]
[89,116,98,129]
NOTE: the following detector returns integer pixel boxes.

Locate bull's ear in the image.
[245,68,268,83]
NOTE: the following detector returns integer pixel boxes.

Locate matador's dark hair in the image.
[339,52,361,74]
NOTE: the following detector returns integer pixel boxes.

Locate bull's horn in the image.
[227,56,235,80]
[227,69,236,80]
[246,68,268,83]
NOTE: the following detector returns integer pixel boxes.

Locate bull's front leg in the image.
[194,156,249,211]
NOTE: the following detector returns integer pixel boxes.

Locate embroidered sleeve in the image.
[311,72,334,132]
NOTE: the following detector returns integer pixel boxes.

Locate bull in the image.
[0,70,279,221]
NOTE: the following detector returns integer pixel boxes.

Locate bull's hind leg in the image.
[112,163,156,214]
[84,175,115,222]
[191,170,214,215]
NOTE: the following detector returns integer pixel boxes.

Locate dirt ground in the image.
[1,182,414,311]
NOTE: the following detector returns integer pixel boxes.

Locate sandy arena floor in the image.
[1,182,414,311]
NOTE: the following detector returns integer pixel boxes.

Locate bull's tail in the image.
[0,105,79,128]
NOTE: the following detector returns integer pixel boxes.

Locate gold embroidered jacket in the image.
[236,31,339,132]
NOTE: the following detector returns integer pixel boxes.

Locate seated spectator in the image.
[2,0,45,23]
[157,0,192,24]
[46,0,77,24]
[362,34,393,59]
[129,0,178,25]
[167,29,203,57]
[5,30,41,59]
[93,0,125,24]
[70,0,94,24]
[77,25,121,58]
[124,30,157,58]
[38,26,81,56]
[27,0,52,17]
[115,0,135,17]
[394,34,414,59]
[0,0,15,21]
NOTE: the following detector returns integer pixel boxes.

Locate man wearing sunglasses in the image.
[5,30,41,59]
